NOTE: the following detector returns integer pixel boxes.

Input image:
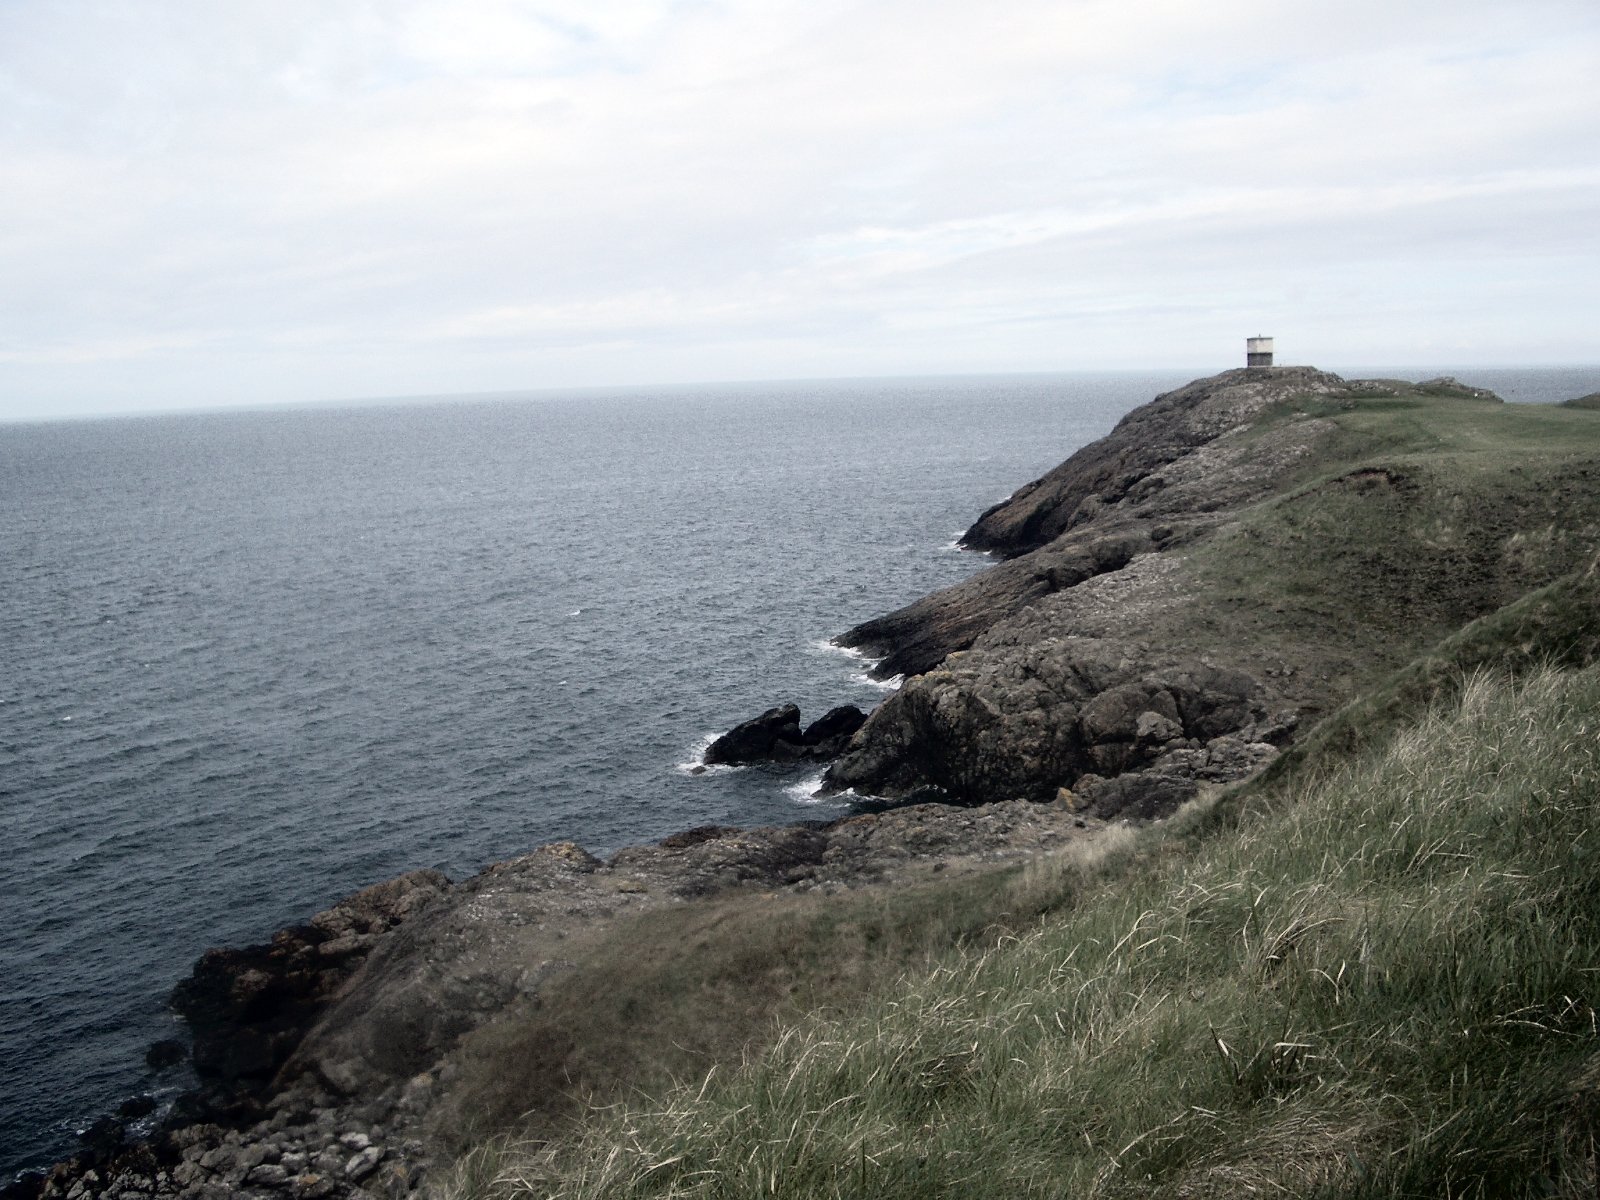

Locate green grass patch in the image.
[465,665,1600,1199]
[1173,392,1600,707]
[1242,554,1600,803]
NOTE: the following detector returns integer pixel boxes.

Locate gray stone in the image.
[237,1144,269,1172]
[291,1175,337,1200]
[174,1161,206,1187]
[246,1163,291,1188]
[197,1146,237,1174]
[344,1146,384,1181]
[1135,710,1183,743]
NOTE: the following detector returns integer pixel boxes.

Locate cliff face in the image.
[824,367,1599,810]
[835,367,1350,679]
[961,367,1347,558]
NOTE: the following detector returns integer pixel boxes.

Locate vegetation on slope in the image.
[466,663,1600,1199]
[435,389,1600,1198]
[828,376,1600,806]
[1179,385,1600,703]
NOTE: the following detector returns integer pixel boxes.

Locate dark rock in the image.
[824,638,1271,806]
[117,1095,158,1121]
[145,1039,187,1072]
[77,1116,126,1157]
[657,825,737,849]
[802,705,867,746]
[703,704,803,765]
[961,367,1349,559]
[0,1171,45,1200]
[1414,377,1502,402]
[703,704,866,765]
[819,368,1378,804]
[796,708,868,760]
[169,869,451,1105]
[1080,773,1199,821]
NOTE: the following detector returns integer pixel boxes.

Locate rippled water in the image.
[3,365,1595,1180]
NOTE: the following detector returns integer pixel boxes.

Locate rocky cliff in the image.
[824,367,1597,814]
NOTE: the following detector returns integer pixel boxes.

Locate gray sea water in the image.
[3,365,1597,1180]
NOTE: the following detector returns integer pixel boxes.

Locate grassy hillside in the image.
[1168,384,1600,711]
[463,662,1600,1199]
[435,389,1600,1199]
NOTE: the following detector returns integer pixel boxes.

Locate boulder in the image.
[703,704,867,765]
[1079,773,1199,821]
[703,705,803,765]
[800,705,868,756]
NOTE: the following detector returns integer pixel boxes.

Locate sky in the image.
[1,0,1598,420]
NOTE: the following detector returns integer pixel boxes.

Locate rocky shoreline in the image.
[10,795,1121,1200]
[21,365,1585,1200]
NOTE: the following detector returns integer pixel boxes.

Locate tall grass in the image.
[472,666,1600,1198]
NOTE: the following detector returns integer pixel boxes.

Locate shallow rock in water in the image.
[703,704,865,765]
[800,705,869,756]
[703,704,803,764]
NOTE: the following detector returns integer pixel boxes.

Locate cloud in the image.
[1,0,1597,416]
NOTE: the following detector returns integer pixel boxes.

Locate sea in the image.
[3,365,1597,1181]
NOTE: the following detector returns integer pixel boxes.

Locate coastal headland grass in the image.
[435,385,1600,1197]
[458,663,1600,1199]
[1176,386,1600,713]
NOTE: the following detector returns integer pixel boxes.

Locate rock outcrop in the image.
[17,794,1112,1199]
[277,797,1101,1108]
[823,367,1348,803]
[168,870,451,1111]
[823,366,1524,807]
[35,364,1584,1200]
[703,704,867,765]
[838,367,1352,680]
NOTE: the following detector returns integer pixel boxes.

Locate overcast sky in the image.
[2,0,1597,419]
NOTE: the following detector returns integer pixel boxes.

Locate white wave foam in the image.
[851,671,904,691]
[807,637,870,662]
[783,771,829,803]
[675,733,739,776]
[810,637,902,688]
